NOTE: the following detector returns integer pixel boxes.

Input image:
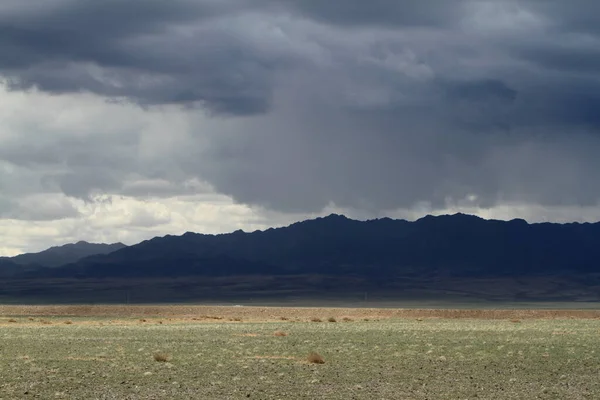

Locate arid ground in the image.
[1,305,599,399]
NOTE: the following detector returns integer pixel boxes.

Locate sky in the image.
[2,0,600,255]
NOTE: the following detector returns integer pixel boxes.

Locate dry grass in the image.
[273,331,288,337]
[307,352,325,364]
[510,319,522,323]
[153,352,171,362]
[202,315,224,320]
[230,317,242,322]
[311,317,322,323]
[327,317,337,322]
[1,313,599,398]
[3,305,600,326]
[40,319,52,325]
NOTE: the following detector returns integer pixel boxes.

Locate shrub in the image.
[307,352,325,364]
[153,352,171,362]
[64,320,73,325]
[202,316,223,320]
[280,316,289,321]
[311,318,322,323]
[342,317,352,322]
[327,317,337,323]
[8,318,17,323]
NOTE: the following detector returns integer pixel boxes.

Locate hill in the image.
[0,241,127,270]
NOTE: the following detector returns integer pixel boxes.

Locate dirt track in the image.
[1,305,600,321]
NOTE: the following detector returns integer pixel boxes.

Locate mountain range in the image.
[2,213,600,303]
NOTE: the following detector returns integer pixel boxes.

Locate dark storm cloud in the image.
[0,0,293,114]
[258,0,464,28]
[2,0,600,215]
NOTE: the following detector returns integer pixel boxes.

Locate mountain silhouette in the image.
[1,241,127,270]
[20,213,600,277]
[4,214,600,303]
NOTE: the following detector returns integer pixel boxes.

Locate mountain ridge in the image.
[25,213,600,277]
[3,213,600,303]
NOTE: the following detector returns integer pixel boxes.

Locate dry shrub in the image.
[64,320,73,325]
[139,319,147,323]
[311,317,322,323]
[280,316,289,321]
[327,317,337,323]
[363,318,370,322]
[342,317,353,322]
[40,320,52,325]
[28,317,34,321]
[510,319,522,323]
[307,352,325,364]
[8,318,17,323]
[273,331,288,337]
[416,318,424,322]
[231,317,242,322]
[153,352,171,362]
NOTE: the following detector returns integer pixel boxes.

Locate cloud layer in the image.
[2,0,600,253]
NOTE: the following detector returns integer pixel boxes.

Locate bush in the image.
[307,352,325,364]
[327,317,337,323]
[311,317,322,323]
[153,352,171,362]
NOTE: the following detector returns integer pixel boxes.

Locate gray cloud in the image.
[0,194,80,221]
[0,0,304,115]
[258,0,465,28]
[1,0,600,218]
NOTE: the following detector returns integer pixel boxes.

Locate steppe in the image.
[1,305,599,399]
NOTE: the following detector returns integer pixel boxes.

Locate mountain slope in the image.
[2,241,127,268]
